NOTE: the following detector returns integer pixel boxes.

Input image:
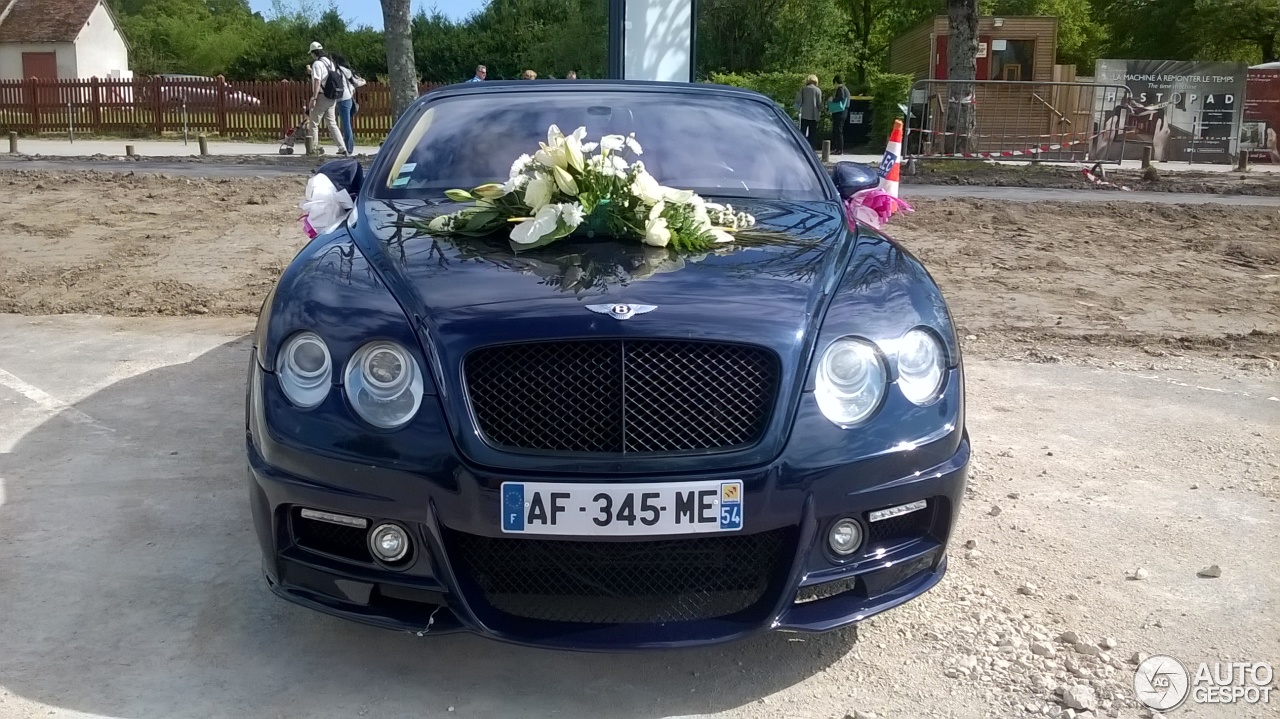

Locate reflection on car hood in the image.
[355,198,850,321]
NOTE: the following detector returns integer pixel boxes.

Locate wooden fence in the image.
[0,77,445,141]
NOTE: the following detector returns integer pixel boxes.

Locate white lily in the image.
[630,170,664,205]
[473,183,506,200]
[428,214,454,232]
[662,187,696,204]
[564,134,585,172]
[708,227,734,243]
[534,145,566,170]
[524,172,554,210]
[558,202,585,229]
[511,204,562,244]
[553,166,579,196]
[624,133,643,155]
[600,135,626,153]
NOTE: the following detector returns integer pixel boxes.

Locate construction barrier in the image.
[905,80,1133,165]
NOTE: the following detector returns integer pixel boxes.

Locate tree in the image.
[381,0,418,119]
[841,0,940,88]
[1092,0,1277,66]
[1091,0,1198,60]
[946,0,978,152]
[1193,0,1279,63]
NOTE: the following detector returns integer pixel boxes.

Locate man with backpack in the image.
[306,42,349,156]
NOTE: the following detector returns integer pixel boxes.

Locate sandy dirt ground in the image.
[2,169,1276,364]
[902,163,1280,197]
[0,170,1277,719]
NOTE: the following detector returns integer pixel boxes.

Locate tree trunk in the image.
[1261,34,1277,64]
[380,0,418,120]
[945,0,978,154]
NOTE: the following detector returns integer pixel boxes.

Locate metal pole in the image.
[1142,145,1152,169]
[8,131,17,154]
[1182,107,1192,165]
[198,134,208,156]
[1237,150,1249,172]
[68,102,73,143]
[607,0,625,79]
[821,139,830,163]
[125,144,135,157]
[688,0,698,82]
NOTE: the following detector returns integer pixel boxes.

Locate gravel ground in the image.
[902,162,1280,197]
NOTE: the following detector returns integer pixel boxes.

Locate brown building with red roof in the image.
[0,0,129,80]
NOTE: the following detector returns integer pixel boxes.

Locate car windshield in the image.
[376,88,827,201]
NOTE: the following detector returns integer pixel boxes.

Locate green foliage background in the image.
[109,0,1278,83]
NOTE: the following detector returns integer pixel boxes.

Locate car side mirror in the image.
[831,161,879,200]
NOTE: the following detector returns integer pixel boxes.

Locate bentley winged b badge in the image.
[586,303,657,320]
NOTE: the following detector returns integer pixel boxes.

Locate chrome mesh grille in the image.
[464,340,779,454]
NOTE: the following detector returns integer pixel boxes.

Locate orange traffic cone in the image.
[878,119,903,198]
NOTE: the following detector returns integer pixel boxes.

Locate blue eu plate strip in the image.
[502,483,525,532]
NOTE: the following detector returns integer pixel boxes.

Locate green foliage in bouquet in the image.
[424,125,757,253]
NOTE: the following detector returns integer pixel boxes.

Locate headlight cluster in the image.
[815,328,947,427]
[276,333,424,429]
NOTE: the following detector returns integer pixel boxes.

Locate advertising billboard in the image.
[1094,60,1247,164]
[622,0,694,82]
[1242,68,1280,163]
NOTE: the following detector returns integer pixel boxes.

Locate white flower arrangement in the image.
[423,124,755,252]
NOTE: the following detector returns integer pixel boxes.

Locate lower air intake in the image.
[447,529,792,624]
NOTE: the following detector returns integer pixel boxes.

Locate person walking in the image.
[827,75,851,155]
[332,52,364,155]
[795,74,822,151]
[305,42,347,155]
[467,65,487,82]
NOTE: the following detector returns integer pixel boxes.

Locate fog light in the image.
[828,518,863,556]
[369,523,411,563]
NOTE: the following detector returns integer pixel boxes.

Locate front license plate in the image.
[500,480,744,536]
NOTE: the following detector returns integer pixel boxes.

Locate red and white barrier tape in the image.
[925,137,1095,159]
[912,128,1094,140]
[1077,162,1132,191]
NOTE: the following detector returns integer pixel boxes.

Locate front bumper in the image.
[248,366,969,651]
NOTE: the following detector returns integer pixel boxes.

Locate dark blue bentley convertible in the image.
[247,81,969,650]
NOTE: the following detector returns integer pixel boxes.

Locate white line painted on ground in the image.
[0,365,112,433]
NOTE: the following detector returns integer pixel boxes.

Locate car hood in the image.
[352,197,851,473]
[356,197,849,323]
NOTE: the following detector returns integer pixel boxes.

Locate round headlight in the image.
[277,331,332,408]
[815,337,887,426]
[344,341,423,429]
[897,329,946,405]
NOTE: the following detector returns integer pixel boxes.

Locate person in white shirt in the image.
[306,42,348,155]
